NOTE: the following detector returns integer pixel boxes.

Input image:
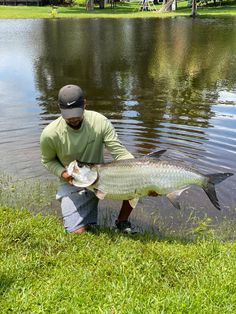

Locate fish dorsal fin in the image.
[145,149,167,158]
[166,188,188,210]
[129,198,139,208]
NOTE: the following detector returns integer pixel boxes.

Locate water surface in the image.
[0,18,236,229]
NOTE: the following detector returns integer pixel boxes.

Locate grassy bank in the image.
[0,1,236,18]
[1,173,236,240]
[0,206,236,313]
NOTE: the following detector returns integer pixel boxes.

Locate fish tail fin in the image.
[206,173,233,185]
[203,183,221,210]
[203,173,233,211]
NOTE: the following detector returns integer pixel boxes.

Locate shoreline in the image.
[1,173,236,240]
[0,2,236,19]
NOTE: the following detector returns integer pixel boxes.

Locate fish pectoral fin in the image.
[166,188,187,210]
[94,189,106,200]
[128,198,139,208]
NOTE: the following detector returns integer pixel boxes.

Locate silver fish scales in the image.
[93,159,206,198]
[67,150,233,210]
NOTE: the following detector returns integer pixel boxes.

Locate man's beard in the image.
[66,120,83,130]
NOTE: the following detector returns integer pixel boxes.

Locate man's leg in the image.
[57,184,98,234]
[115,200,135,234]
[116,200,133,222]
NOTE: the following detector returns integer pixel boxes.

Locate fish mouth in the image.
[67,160,80,176]
[67,160,98,187]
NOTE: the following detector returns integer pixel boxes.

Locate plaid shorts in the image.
[56,184,98,233]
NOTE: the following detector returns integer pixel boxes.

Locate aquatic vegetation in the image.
[0,174,58,215]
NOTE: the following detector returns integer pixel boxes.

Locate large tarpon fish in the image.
[67,150,233,210]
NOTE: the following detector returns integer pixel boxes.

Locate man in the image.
[40,84,134,234]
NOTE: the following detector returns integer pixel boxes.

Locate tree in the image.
[98,0,105,9]
[158,0,175,12]
[86,0,94,10]
[191,0,197,17]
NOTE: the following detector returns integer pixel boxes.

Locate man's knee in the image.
[59,189,98,233]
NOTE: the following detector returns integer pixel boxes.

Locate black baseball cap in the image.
[58,84,85,119]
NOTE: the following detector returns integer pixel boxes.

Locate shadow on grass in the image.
[87,224,208,245]
[0,274,14,296]
[59,3,162,15]
[201,0,236,7]
[59,1,236,17]
[41,201,236,244]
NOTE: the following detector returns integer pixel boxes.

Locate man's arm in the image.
[40,132,66,178]
[103,118,134,160]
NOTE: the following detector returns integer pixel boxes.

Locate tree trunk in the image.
[99,0,105,9]
[172,0,177,10]
[86,0,94,10]
[191,0,197,17]
[158,0,174,12]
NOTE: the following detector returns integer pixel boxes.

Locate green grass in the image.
[0,1,236,18]
[1,206,236,313]
[1,174,236,312]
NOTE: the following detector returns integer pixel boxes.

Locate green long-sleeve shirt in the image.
[40,110,133,182]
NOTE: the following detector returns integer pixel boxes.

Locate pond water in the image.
[0,18,236,231]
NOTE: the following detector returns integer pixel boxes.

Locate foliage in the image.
[73,0,86,6]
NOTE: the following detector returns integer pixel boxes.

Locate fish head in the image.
[67,160,98,187]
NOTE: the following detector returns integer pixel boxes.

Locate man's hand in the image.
[61,170,74,185]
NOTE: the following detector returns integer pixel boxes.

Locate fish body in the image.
[67,151,233,210]
[92,159,206,199]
